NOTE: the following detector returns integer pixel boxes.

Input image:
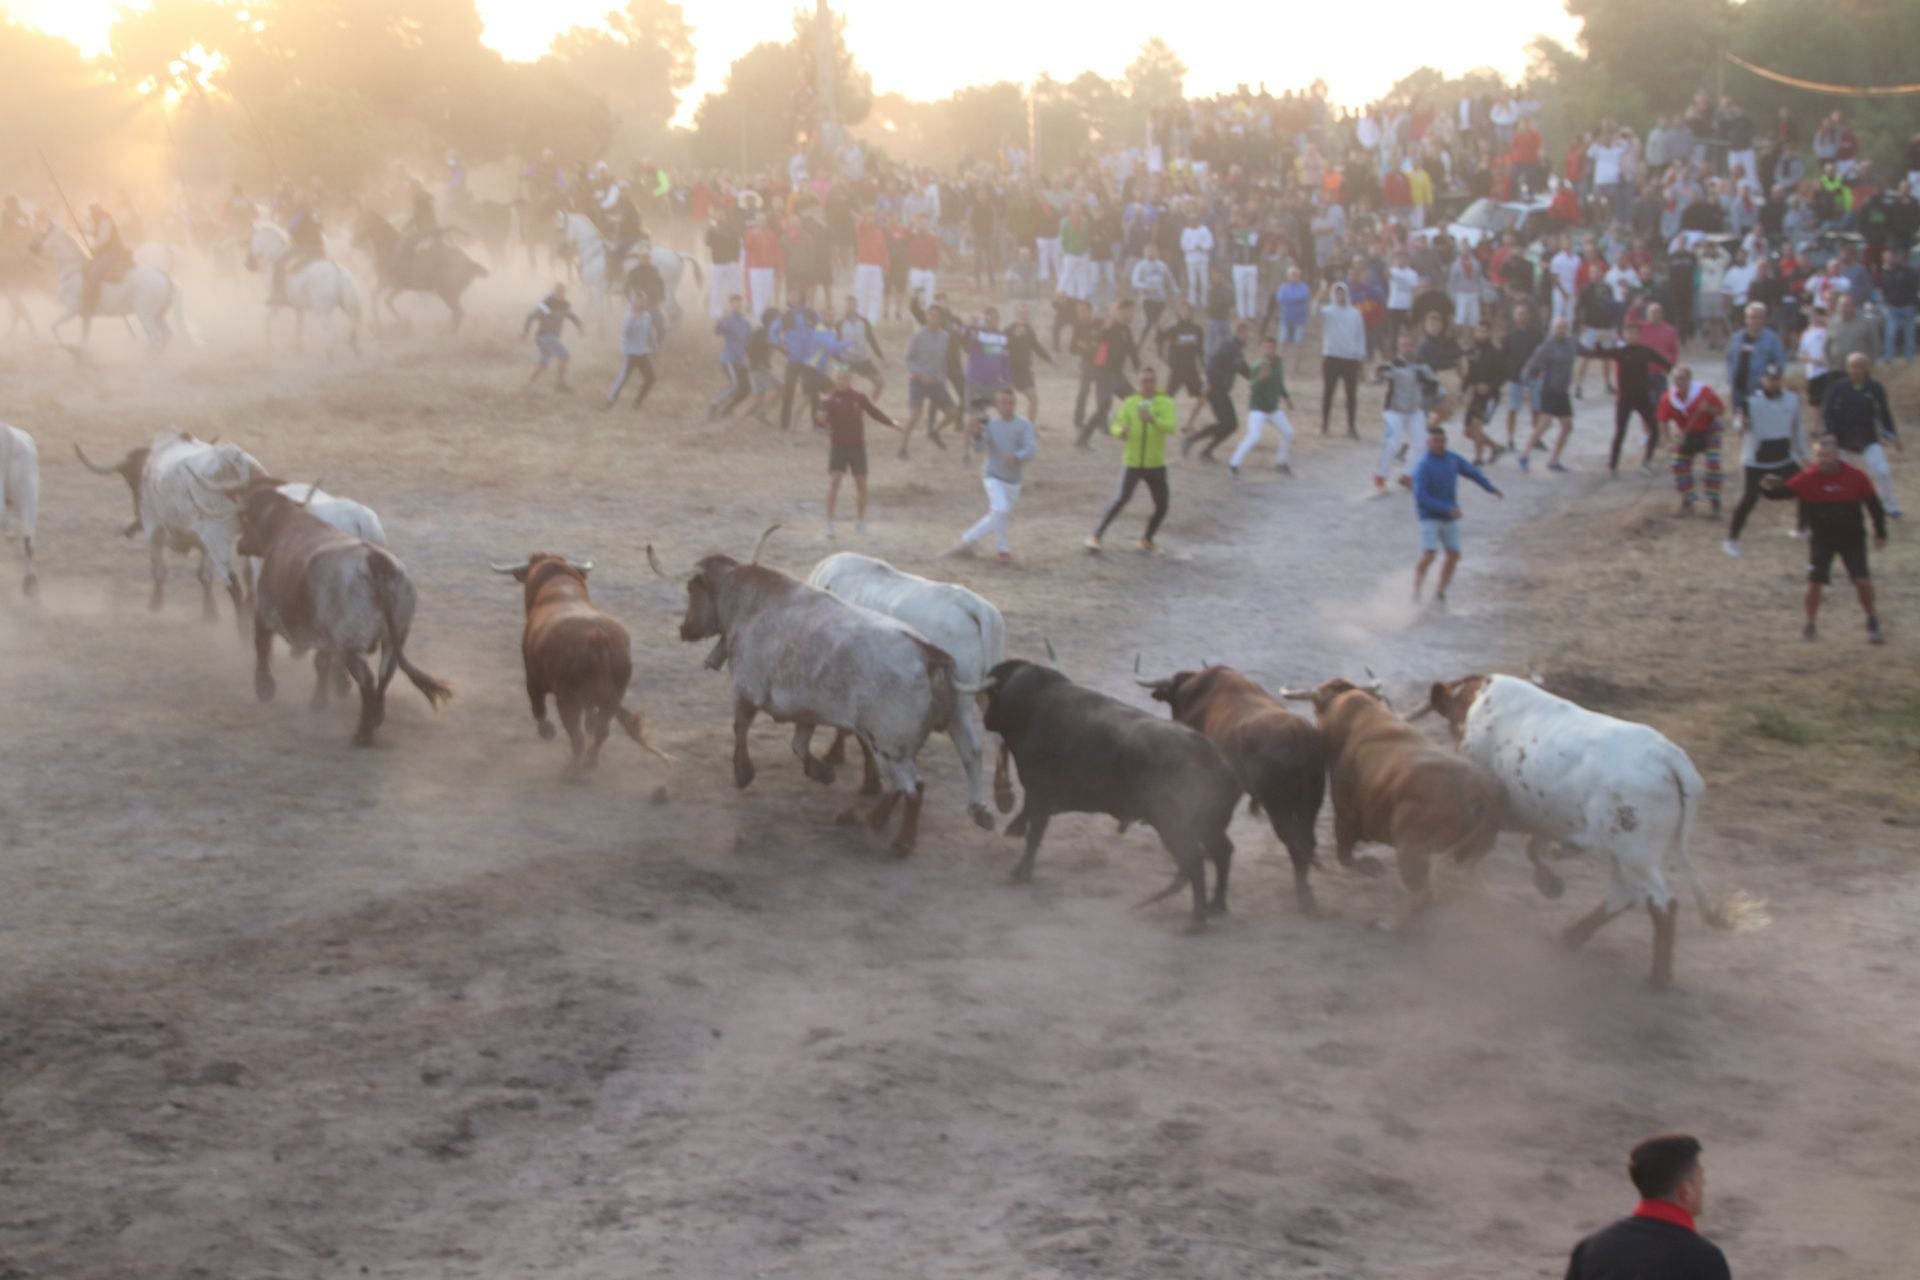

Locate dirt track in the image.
[2,263,1916,1278]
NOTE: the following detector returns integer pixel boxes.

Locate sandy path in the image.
[1,277,1915,1278]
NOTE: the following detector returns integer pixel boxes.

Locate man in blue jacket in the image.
[1400,424,1503,608]
[1724,302,1787,421]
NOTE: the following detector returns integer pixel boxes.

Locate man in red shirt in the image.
[814,365,902,539]
[1656,368,1727,516]
[1764,437,1889,642]
[743,214,784,315]
[1565,1134,1731,1280]
[853,211,888,328]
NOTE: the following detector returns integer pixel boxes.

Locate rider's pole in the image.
[36,148,94,261]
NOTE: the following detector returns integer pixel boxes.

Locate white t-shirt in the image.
[1797,325,1829,378]
[1550,250,1581,298]
[1387,266,1420,310]
[1722,263,1756,306]
[1604,265,1642,303]
[1588,141,1628,186]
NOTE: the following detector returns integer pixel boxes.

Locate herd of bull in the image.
[8,426,1761,988]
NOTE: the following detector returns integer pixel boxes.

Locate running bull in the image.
[648,526,974,856]
[492,553,672,775]
[980,659,1240,927]
[1137,661,1328,916]
[1418,673,1765,987]
[1279,677,1504,926]
[235,481,452,745]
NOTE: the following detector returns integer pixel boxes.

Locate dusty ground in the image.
[2,257,1917,1278]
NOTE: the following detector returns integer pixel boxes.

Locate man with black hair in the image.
[1565,1133,1731,1280]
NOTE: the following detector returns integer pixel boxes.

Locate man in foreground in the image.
[953,388,1038,562]
[1399,424,1502,609]
[1764,436,1889,644]
[1564,1133,1731,1280]
[1087,366,1178,554]
[814,365,902,539]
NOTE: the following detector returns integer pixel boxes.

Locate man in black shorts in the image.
[1156,300,1209,430]
[1459,319,1506,465]
[1005,302,1052,425]
[1764,436,1889,643]
[814,365,902,538]
[1183,320,1253,460]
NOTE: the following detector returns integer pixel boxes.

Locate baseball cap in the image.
[1762,362,1783,377]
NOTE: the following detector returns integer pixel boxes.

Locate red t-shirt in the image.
[855,222,888,267]
[744,226,783,269]
[1657,384,1725,434]
[815,388,895,448]
[1787,461,1875,505]
[907,232,940,270]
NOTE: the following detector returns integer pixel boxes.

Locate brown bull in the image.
[1140,663,1329,916]
[492,553,672,775]
[236,484,451,746]
[1281,678,1505,924]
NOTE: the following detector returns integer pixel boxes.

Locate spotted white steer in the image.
[649,528,978,857]
[808,551,1009,827]
[1421,673,1764,988]
[74,430,269,622]
[1,423,38,596]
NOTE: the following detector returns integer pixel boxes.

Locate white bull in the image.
[808,551,1010,825]
[1,423,39,596]
[649,528,975,856]
[1422,673,1765,987]
[74,430,270,622]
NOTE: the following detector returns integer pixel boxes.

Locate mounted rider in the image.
[592,162,644,266]
[443,150,469,214]
[270,192,326,306]
[399,176,441,268]
[79,201,132,322]
[624,233,666,313]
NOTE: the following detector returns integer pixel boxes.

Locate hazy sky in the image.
[5,0,1581,124]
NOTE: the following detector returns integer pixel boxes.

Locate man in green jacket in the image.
[1230,336,1297,475]
[1088,366,1180,553]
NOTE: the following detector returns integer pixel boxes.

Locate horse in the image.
[245,223,364,356]
[552,210,702,330]
[27,222,186,351]
[351,210,489,333]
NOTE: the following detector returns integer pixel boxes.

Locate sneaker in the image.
[1574,385,1584,400]
[1868,618,1886,645]
[1639,462,1656,477]
[824,521,837,540]
[944,541,975,558]
[1228,464,1240,477]
[1518,454,1531,473]
[1548,461,1569,474]
[1084,535,1102,552]
[1432,593,1448,613]
[1802,621,1817,641]
[996,550,1013,563]
[1891,509,1905,520]
[1277,463,1293,476]
[1139,539,1161,555]
[1709,498,1722,518]
[1789,527,1809,540]
[1723,540,1742,558]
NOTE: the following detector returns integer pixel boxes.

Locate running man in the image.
[1762,437,1888,643]
[1229,335,1297,476]
[522,283,583,392]
[836,293,887,398]
[1374,332,1441,493]
[1185,320,1252,462]
[1088,366,1178,553]
[1459,320,1507,466]
[709,293,753,418]
[899,307,956,457]
[1005,304,1052,426]
[1156,301,1209,432]
[604,292,657,410]
[1657,367,1729,517]
[1399,423,1504,608]
[1820,352,1904,518]
[953,387,1039,562]
[1518,317,1578,474]
[814,365,902,539]
[1579,319,1674,476]
[1724,362,1807,556]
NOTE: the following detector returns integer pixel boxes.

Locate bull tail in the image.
[1134,866,1193,910]
[585,630,672,764]
[1665,752,1769,933]
[370,553,452,709]
[1437,779,1505,865]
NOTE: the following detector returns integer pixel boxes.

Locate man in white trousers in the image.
[952,388,1038,562]
[1230,336,1297,475]
[852,210,888,326]
[1227,214,1262,322]
[705,209,744,322]
[1374,331,1440,494]
[1179,211,1215,307]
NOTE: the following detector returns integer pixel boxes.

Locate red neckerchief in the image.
[1634,1199,1697,1233]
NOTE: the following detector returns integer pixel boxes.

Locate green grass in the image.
[1732,703,1825,747]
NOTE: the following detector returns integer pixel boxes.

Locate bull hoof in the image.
[1644,973,1673,993]
[537,719,556,741]
[834,808,860,827]
[148,593,164,613]
[806,762,837,786]
[22,574,37,600]
[821,741,847,766]
[1297,890,1322,920]
[1008,864,1033,885]
[1533,865,1567,899]
[969,804,995,832]
[1184,916,1210,935]
[858,777,882,797]
[649,785,670,806]
[351,728,375,748]
[1208,900,1230,917]
[887,839,915,859]
[309,690,329,712]
[1349,855,1387,879]
[993,787,1016,815]
[1005,814,1029,839]
[255,671,277,703]
[733,761,756,790]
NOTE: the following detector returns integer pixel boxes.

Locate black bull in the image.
[980,660,1240,927]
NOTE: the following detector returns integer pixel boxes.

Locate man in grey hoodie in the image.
[1519,317,1579,472]
[953,387,1038,561]
[605,292,657,409]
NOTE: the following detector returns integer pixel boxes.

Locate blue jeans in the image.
[1884,305,1917,361]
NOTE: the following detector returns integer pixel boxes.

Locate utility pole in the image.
[814,0,837,154]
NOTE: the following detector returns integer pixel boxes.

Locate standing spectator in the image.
[604,292,658,411]
[1268,265,1312,346]
[836,294,887,399]
[814,365,902,539]
[705,206,743,322]
[739,307,781,426]
[1564,1135,1731,1280]
[1827,294,1881,382]
[1725,303,1787,421]
[1519,317,1579,473]
[1881,252,1918,363]
[1320,281,1368,438]
[1058,203,1093,304]
[521,283,583,392]
[1374,331,1440,493]
[952,387,1037,562]
[1179,212,1215,307]
[1227,214,1262,321]
[852,210,888,326]
[1448,249,1483,328]
[1077,301,1140,448]
[1725,362,1808,556]
[1696,239,1731,348]
[1502,301,1545,451]
[1764,438,1890,641]
[1548,235,1580,328]
[1658,367,1729,517]
[1130,243,1176,344]
[1087,367,1179,553]
[1459,320,1507,466]
[1158,300,1210,434]
[906,216,941,308]
[743,213,782,314]
[1385,250,1421,348]
[1820,352,1904,518]
[1399,424,1503,608]
[899,308,956,457]
[1229,335,1297,476]
[1798,306,1834,403]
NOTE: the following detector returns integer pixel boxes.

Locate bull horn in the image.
[1407,704,1436,721]
[300,479,324,507]
[73,443,124,476]
[490,560,530,575]
[1133,652,1160,688]
[1275,686,1315,701]
[1043,638,1060,670]
[748,523,782,565]
[573,560,593,574]
[645,544,676,580]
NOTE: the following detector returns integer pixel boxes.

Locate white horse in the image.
[28,223,187,351]
[552,210,700,329]
[246,223,364,355]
